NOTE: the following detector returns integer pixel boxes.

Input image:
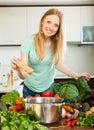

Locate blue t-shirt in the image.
[21,35,55,92]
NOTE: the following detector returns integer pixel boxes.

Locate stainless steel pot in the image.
[24,97,64,124]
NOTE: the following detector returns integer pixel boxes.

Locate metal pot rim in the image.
[24,97,64,104]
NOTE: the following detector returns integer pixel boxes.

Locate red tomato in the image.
[26,95,33,98]
[34,94,41,97]
[42,91,53,97]
[9,106,17,112]
[16,104,23,112]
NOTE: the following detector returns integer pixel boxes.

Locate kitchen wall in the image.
[0,6,94,78]
[0,42,94,77]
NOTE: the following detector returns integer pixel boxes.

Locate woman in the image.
[11,8,91,97]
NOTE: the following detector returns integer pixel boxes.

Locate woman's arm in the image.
[55,60,91,81]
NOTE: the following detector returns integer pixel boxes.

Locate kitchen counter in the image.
[0,79,23,97]
[44,122,94,130]
[48,126,94,130]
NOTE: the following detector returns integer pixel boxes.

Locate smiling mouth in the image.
[46,29,53,35]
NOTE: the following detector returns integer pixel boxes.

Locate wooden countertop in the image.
[45,124,94,130]
[43,120,94,130]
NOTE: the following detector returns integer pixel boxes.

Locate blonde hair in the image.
[34,8,64,64]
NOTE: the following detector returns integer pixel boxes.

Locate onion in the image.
[61,108,66,118]
[89,107,94,112]
[85,110,92,117]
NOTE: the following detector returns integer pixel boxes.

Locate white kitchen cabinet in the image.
[80,6,94,44]
[62,6,94,43]
[0,6,94,45]
[0,7,27,45]
[61,6,81,42]
[81,6,94,25]
[27,7,48,35]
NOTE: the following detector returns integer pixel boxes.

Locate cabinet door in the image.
[0,7,27,45]
[81,6,94,25]
[27,7,48,35]
[61,6,81,42]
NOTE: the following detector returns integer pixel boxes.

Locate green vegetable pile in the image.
[0,91,20,105]
[53,77,92,103]
[0,111,48,130]
[76,113,94,126]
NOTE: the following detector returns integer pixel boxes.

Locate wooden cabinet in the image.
[0,7,27,45]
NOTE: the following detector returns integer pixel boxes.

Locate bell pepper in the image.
[63,118,77,126]
[54,93,60,98]
[15,97,24,105]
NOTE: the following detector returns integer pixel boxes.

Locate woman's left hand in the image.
[78,73,91,81]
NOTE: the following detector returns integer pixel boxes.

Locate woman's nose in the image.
[49,25,54,30]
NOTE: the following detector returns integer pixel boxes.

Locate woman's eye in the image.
[54,24,59,28]
[47,21,51,24]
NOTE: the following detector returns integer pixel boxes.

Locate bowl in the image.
[24,97,64,124]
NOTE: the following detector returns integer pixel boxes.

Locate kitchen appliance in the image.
[24,97,64,124]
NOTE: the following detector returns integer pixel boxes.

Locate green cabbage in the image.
[59,83,79,103]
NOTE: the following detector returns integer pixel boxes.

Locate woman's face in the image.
[41,14,60,39]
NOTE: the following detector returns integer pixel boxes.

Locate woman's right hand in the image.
[11,57,33,75]
[11,57,21,71]
[11,57,26,79]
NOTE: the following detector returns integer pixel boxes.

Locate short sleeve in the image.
[21,36,34,54]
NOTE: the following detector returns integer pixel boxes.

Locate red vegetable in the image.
[15,97,24,105]
[26,95,33,98]
[64,120,71,125]
[9,106,18,112]
[34,94,41,97]
[16,104,23,112]
[42,91,53,97]
[71,119,77,126]
[64,118,77,126]
[54,93,60,98]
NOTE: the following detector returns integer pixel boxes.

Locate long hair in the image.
[34,8,64,64]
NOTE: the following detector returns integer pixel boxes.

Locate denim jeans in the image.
[23,84,52,98]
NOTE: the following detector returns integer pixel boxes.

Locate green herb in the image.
[0,91,20,105]
[76,113,94,126]
[0,111,48,130]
